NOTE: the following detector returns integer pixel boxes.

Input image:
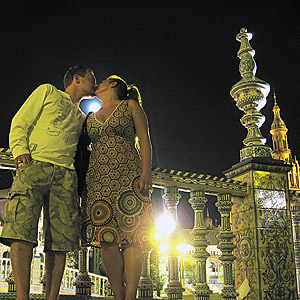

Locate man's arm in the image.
[10,84,50,168]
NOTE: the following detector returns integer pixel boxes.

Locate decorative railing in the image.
[0,258,11,282]
[0,258,108,297]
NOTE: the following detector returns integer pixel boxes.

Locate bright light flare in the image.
[89,102,101,112]
[177,243,194,254]
[80,97,101,114]
[160,242,169,253]
[154,232,162,241]
[156,214,176,236]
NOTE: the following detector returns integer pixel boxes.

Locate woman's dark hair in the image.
[63,65,94,89]
[107,75,142,106]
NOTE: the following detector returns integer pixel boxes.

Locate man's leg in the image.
[122,245,143,300]
[101,243,125,300]
[10,240,34,300]
[45,251,66,300]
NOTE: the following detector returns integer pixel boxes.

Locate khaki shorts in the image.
[0,160,80,252]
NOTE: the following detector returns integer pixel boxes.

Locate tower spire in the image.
[269,94,300,190]
[270,94,292,163]
[230,28,272,162]
[273,90,277,105]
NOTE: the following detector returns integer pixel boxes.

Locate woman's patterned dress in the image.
[81,100,154,249]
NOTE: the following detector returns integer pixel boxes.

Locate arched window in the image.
[2,251,10,258]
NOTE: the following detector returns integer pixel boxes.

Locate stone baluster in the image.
[105,281,113,297]
[40,273,46,294]
[216,194,237,300]
[163,186,185,300]
[189,190,212,300]
[138,249,154,300]
[74,246,93,295]
[5,272,16,293]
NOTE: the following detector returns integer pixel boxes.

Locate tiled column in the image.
[290,192,300,298]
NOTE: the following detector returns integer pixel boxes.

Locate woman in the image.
[81,75,154,300]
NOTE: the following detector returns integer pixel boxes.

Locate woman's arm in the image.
[128,99,152,194]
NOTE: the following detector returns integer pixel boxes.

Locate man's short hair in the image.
[63,66,93,89]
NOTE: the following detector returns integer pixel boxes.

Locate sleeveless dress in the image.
[81,100,154,249]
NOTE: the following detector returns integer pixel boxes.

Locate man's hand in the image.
[14,154,31,169]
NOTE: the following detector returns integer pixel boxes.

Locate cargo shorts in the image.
[0,160,80,252]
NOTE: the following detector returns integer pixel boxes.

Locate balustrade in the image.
[0,258,108,297]
[0,258,11,282]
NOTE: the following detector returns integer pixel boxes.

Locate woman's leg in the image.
[122,244,143,300]
[101,243,125,300]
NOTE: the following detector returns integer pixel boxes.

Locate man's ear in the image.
[74,74,81,84]
[111,81,117,88]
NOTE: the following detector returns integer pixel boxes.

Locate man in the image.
[0,66,97,300]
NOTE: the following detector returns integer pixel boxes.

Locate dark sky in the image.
[1,0,300,178]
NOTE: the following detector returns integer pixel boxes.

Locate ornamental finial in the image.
[230,28,272,162]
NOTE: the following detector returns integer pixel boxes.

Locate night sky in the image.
[1,1,300,227]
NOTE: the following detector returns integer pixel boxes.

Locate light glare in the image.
[160,242,169,253]
[154,232,162,241]
[80,97,102,114]
[88,101,101,112]
[156,214,176,236]
[177,243,194,254]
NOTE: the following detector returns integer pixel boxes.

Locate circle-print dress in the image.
[81,100,154,250]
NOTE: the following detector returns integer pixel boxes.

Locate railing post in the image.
[189,190,212,300]
[138,248,154,300]
[163,186,185,300]
[105,281,113,297]
[216,194,237,300]
[31,255,41,285]
[74,246,93,295]
[5,271,16,293]
[40,273,46,294]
